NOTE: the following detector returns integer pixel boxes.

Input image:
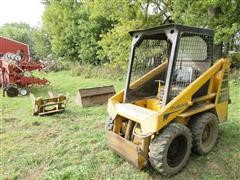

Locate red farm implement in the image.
[0,36,50,97]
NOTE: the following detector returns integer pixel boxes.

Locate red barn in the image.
[0,36,30,61]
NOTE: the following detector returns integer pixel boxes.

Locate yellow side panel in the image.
[134,100,146,107]
[146,98,161,111]
[214,59,230,122]
[215,102,228,122]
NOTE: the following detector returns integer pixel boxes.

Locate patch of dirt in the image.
[70,117,78,121]
[3,117,21,129]
[23,162,48,180]
[46,131,58,138]
[21,128,59,142]
[206,161,222,173]
[93,122,105,129]
[3,117,18,122]
[0,128,6,134]
[32,121,41,126]
[235,151,240,160]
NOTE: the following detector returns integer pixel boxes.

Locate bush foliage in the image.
[229,52,240,69]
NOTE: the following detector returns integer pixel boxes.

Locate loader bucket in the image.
[107,131,147,169]
[30,91,68,116]
[76,85,115,107]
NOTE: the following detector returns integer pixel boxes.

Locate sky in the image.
[0,0,45,27]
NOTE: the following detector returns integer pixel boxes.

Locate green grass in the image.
[1,71,240,179]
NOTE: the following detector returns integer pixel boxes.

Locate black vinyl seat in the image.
[174,66,194,84]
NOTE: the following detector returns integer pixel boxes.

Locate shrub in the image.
[72,63,126,80]
[228,52,240,69]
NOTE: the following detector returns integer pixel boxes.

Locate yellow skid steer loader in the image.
[106,24,230,176]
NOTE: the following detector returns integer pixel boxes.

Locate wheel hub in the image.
[167,135,188,168]
[202,123,213,148]
[19,88,28,96]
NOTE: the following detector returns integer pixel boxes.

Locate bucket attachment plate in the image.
[107,131,147,169]
[30,91,68,116]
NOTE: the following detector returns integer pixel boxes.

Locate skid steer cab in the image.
[106,24,230,176]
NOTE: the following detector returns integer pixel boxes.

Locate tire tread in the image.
[149,123,192,177]
[188,112,218,154]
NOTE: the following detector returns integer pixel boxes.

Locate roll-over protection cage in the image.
[124,24,214,105]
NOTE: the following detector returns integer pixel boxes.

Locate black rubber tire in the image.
[188,112,218,155]
[6,86,19,97]
[106,117,114,131]
[149,123,192,177]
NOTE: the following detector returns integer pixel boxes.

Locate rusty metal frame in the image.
[30,91,68,116]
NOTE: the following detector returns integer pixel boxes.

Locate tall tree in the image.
[0,23,35,55]
[32,29,52,60]
[42,0,113,64]
[42,0,240,66]
[90,0,165,66]
[172,0,240,53]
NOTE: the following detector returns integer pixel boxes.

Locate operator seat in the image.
[170,66,195,98]
[174,66,194,84]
